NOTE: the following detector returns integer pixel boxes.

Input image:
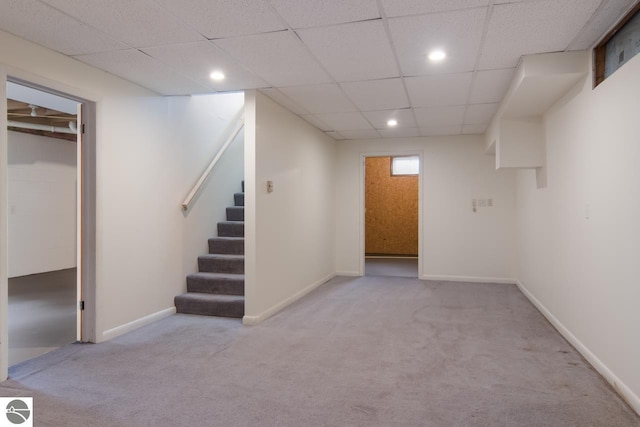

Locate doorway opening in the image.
[4,80,95,368]
[364,155,420,278]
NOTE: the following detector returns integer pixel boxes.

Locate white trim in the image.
[517,280,640,416]
[100,307,176,342]
[421,275,517,284]
[335,271,361,277]
[243,273,335,326]
[0,68,8,380]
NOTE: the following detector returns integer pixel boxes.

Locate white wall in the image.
[243,91,336,324]
[0,30,181,354]
[517,52,640,413]
[335,135,517,282]
[7,131,77,277]
[170,93,244,280]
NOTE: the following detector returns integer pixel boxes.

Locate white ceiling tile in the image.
[142,42,268,91]
[464,103,499,124]
[493,0,541,3]
[338,129,382,139]
[420,126,463,136]
[479,0,602,69]
[315,112,372,131]
[0,0,126,55]
[463,123,488,134]
[279,84,356,114]
[405,73,473,107]
[414,106,466,127]
[268,0,379,28]
[214,31,332,87]
[152,0,286,39]
[40,0,204,48]
[378,127,421,138]
[340,78,409,111]
[388,8,487,76]
[568,0,637,50]
[75,50,209,95]
[363,109,416,129]
[381,0,490,17]
[297,20,399,82]
[301,115,333,132]
[326,131,346,140]
[469,68,516,104]
[259,89,310,115]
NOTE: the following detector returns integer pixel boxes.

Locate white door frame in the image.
[359,151,424,277]
[0,72,97,379]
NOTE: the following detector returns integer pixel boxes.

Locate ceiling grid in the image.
[0,0,635,139]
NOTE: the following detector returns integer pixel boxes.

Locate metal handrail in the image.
[182,114,244,211]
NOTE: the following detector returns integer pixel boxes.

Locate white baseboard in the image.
[421,274,517,284]
[517,280,640,416]
[243,273,335,326]
[335,271,361,277]
[100,307,176,342]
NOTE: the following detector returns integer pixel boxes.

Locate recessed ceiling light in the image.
[428,50,446,62]
[209,71,225,81]
[387,119,398,127]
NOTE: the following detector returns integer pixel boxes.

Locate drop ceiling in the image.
[0,0,635,140]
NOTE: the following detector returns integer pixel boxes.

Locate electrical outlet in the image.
[472,199,477,213]
[478,199,487,207]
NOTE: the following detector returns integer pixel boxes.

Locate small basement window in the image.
[391,156,419,176]
[594,4,640,87]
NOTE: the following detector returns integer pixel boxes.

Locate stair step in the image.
[218,221,244,237]
[175,293,244,318]
[198,254,244,274]
[209,237,244,255]
[234,192,244,207]
[226,206,244,222]
[187,272,244,295]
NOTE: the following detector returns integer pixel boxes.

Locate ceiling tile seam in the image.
[461,1,495,131]
[375,0,420,136]
[194,40,278,89]
[261,1,342,86]
[148,0,214,43]
[383,4,498,21]
[134,49,220,92]
[208,39,284,89]
[357,106,414,114]
[286,17,384,32]
[566,0,611,50]
[566,0,607,50]
[206,28,290,42]
[593,0,640,48]
[260,0,363,117]
[71,60,169,95]
[260,88,313,117]
[285,27,362,114]
[34,0,136,54]
[329,131,347,140]
[304,114,333,132]
[149,0,289,42]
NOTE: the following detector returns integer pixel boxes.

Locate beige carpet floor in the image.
[1,276,638,426]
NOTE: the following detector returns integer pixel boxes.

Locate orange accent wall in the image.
[365,157,418,256]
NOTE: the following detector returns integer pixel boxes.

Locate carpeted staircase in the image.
[174,183,244,318]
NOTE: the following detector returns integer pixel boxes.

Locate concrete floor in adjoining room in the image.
[8,268,77,366]
[365,257,418,278]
